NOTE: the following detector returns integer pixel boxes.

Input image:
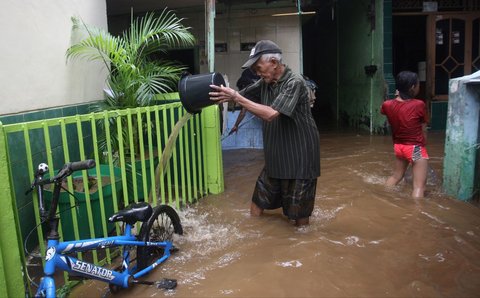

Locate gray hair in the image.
[259,53,282,63]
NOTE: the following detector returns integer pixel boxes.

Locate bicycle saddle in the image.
[108,202,153,225]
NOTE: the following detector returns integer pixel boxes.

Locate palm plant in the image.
[66,9,195,156]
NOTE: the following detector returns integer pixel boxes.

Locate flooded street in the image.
[71,131,480,297]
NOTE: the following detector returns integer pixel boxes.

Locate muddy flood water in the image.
[71,130,480,298]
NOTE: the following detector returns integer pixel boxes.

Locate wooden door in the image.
[427,13,479,101]
[472,17,480,72]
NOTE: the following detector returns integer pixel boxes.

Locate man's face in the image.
[252,58,277,84]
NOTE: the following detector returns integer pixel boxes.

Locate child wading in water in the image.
[381,71,429,198]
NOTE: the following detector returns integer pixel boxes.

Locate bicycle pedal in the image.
[156,278,177,290]
[171,246,180,253]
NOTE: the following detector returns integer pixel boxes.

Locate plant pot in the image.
[44,165,122,241]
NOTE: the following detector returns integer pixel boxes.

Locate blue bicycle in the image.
[26,159,183,297]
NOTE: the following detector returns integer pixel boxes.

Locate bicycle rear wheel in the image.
[136,205,183,271]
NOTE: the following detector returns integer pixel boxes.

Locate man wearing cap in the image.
[210,40,320,226]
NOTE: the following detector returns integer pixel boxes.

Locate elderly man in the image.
[210,40,320,226]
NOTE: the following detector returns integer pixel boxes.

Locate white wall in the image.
[179,7,302,90]
[0,0,108,115]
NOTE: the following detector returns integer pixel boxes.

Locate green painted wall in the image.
[337,0,385,133]
[0,103,93,252]
[383,0,395,99]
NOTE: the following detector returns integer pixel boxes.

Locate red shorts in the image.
[393,144,429,163]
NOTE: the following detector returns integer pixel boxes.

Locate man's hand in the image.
[209,84,238,104]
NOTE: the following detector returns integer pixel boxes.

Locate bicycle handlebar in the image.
[69,159,96,171]
[30,159,96,188]
[28,159,96,224]
[52,159,96,182]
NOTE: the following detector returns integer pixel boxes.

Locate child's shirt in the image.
[381,98,428,146]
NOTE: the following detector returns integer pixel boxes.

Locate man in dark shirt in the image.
[210,40,320,226]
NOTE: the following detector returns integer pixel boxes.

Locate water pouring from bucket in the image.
[178,72,226,114]
[148,72,226,202]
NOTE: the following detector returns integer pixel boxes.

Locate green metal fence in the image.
[0,101,224,296]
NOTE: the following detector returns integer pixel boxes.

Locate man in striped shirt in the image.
[210,40,320,226]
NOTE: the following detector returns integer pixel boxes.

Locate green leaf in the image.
[67,9,195,156]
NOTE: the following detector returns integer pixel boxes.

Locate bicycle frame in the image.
[31,161,176,297]
[36,220,174,297]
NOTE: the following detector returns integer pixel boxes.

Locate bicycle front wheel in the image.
[137,205,183,271]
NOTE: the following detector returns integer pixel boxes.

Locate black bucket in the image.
[178,72,226,114]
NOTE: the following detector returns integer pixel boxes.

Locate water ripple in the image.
[275,260,302,268]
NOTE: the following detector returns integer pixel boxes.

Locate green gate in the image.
[0,101,223,296]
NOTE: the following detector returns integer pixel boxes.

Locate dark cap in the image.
[241,40,282,69]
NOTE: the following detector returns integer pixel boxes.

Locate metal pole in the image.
[297,0,303,74]
[206,0,215,72]
[202,0,224,194]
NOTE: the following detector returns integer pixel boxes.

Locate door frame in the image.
[426,12,477,101]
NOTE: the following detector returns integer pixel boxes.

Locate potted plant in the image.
[66,9,195,153]
[66,9,195,200]
[43,165,123,240]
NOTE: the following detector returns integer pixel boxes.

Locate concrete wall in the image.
[179,7,302,89]
[443,71,480,201]
[0,0,108,116]
[109,6,302,90]
[181,7,302,149]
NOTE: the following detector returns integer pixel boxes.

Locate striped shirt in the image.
[240,67,320,179]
